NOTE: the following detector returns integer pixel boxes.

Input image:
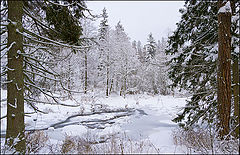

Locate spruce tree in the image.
[166,0,239,135]
[113,21,134,97]
[145,33,157,60]
[97,7,110,96]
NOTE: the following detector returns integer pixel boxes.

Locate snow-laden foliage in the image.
[51,18,98,97]
[0,0,91,112]
[1,3,170,104]
[145,33,157,60]
[166,1,239,129]
[135,37,170,95]
[54,8,170,97]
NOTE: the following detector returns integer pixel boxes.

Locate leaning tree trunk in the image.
[217,1,232,140]
[6,0,26,153]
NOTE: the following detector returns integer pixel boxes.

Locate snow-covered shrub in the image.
[60,135,77,154]
[42,132,161,154]
[172,126,239,154]
[26,131,48,154]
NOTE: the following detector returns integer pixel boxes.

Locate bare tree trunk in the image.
[123,76,126,98]
[106,59,109,96]
[109,78,114,94]
[6,0,26,152]
[123,57,128,98]
[67,57,72,99]
[106,69,109,96]
[84,50,88,94]
[217,1,232,139]
[120,84,123,96]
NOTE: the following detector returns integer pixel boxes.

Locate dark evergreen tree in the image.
[98,7,109,42]
[44,1,85,45]
[97,7,109,72]
[23,0,87,46]
[165,0,239,134]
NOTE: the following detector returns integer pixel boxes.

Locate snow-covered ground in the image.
[1,89,190,153]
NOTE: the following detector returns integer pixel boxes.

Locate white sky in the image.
[86,1,184,44]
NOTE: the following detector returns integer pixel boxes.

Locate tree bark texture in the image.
[6,0,26,152]
[217,1,232,139]
[231,0,239,139]
[233,57,239,138]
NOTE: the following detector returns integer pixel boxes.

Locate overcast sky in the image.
[86,1,185,44]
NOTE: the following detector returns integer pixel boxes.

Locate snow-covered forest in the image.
[0,1,239,154]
